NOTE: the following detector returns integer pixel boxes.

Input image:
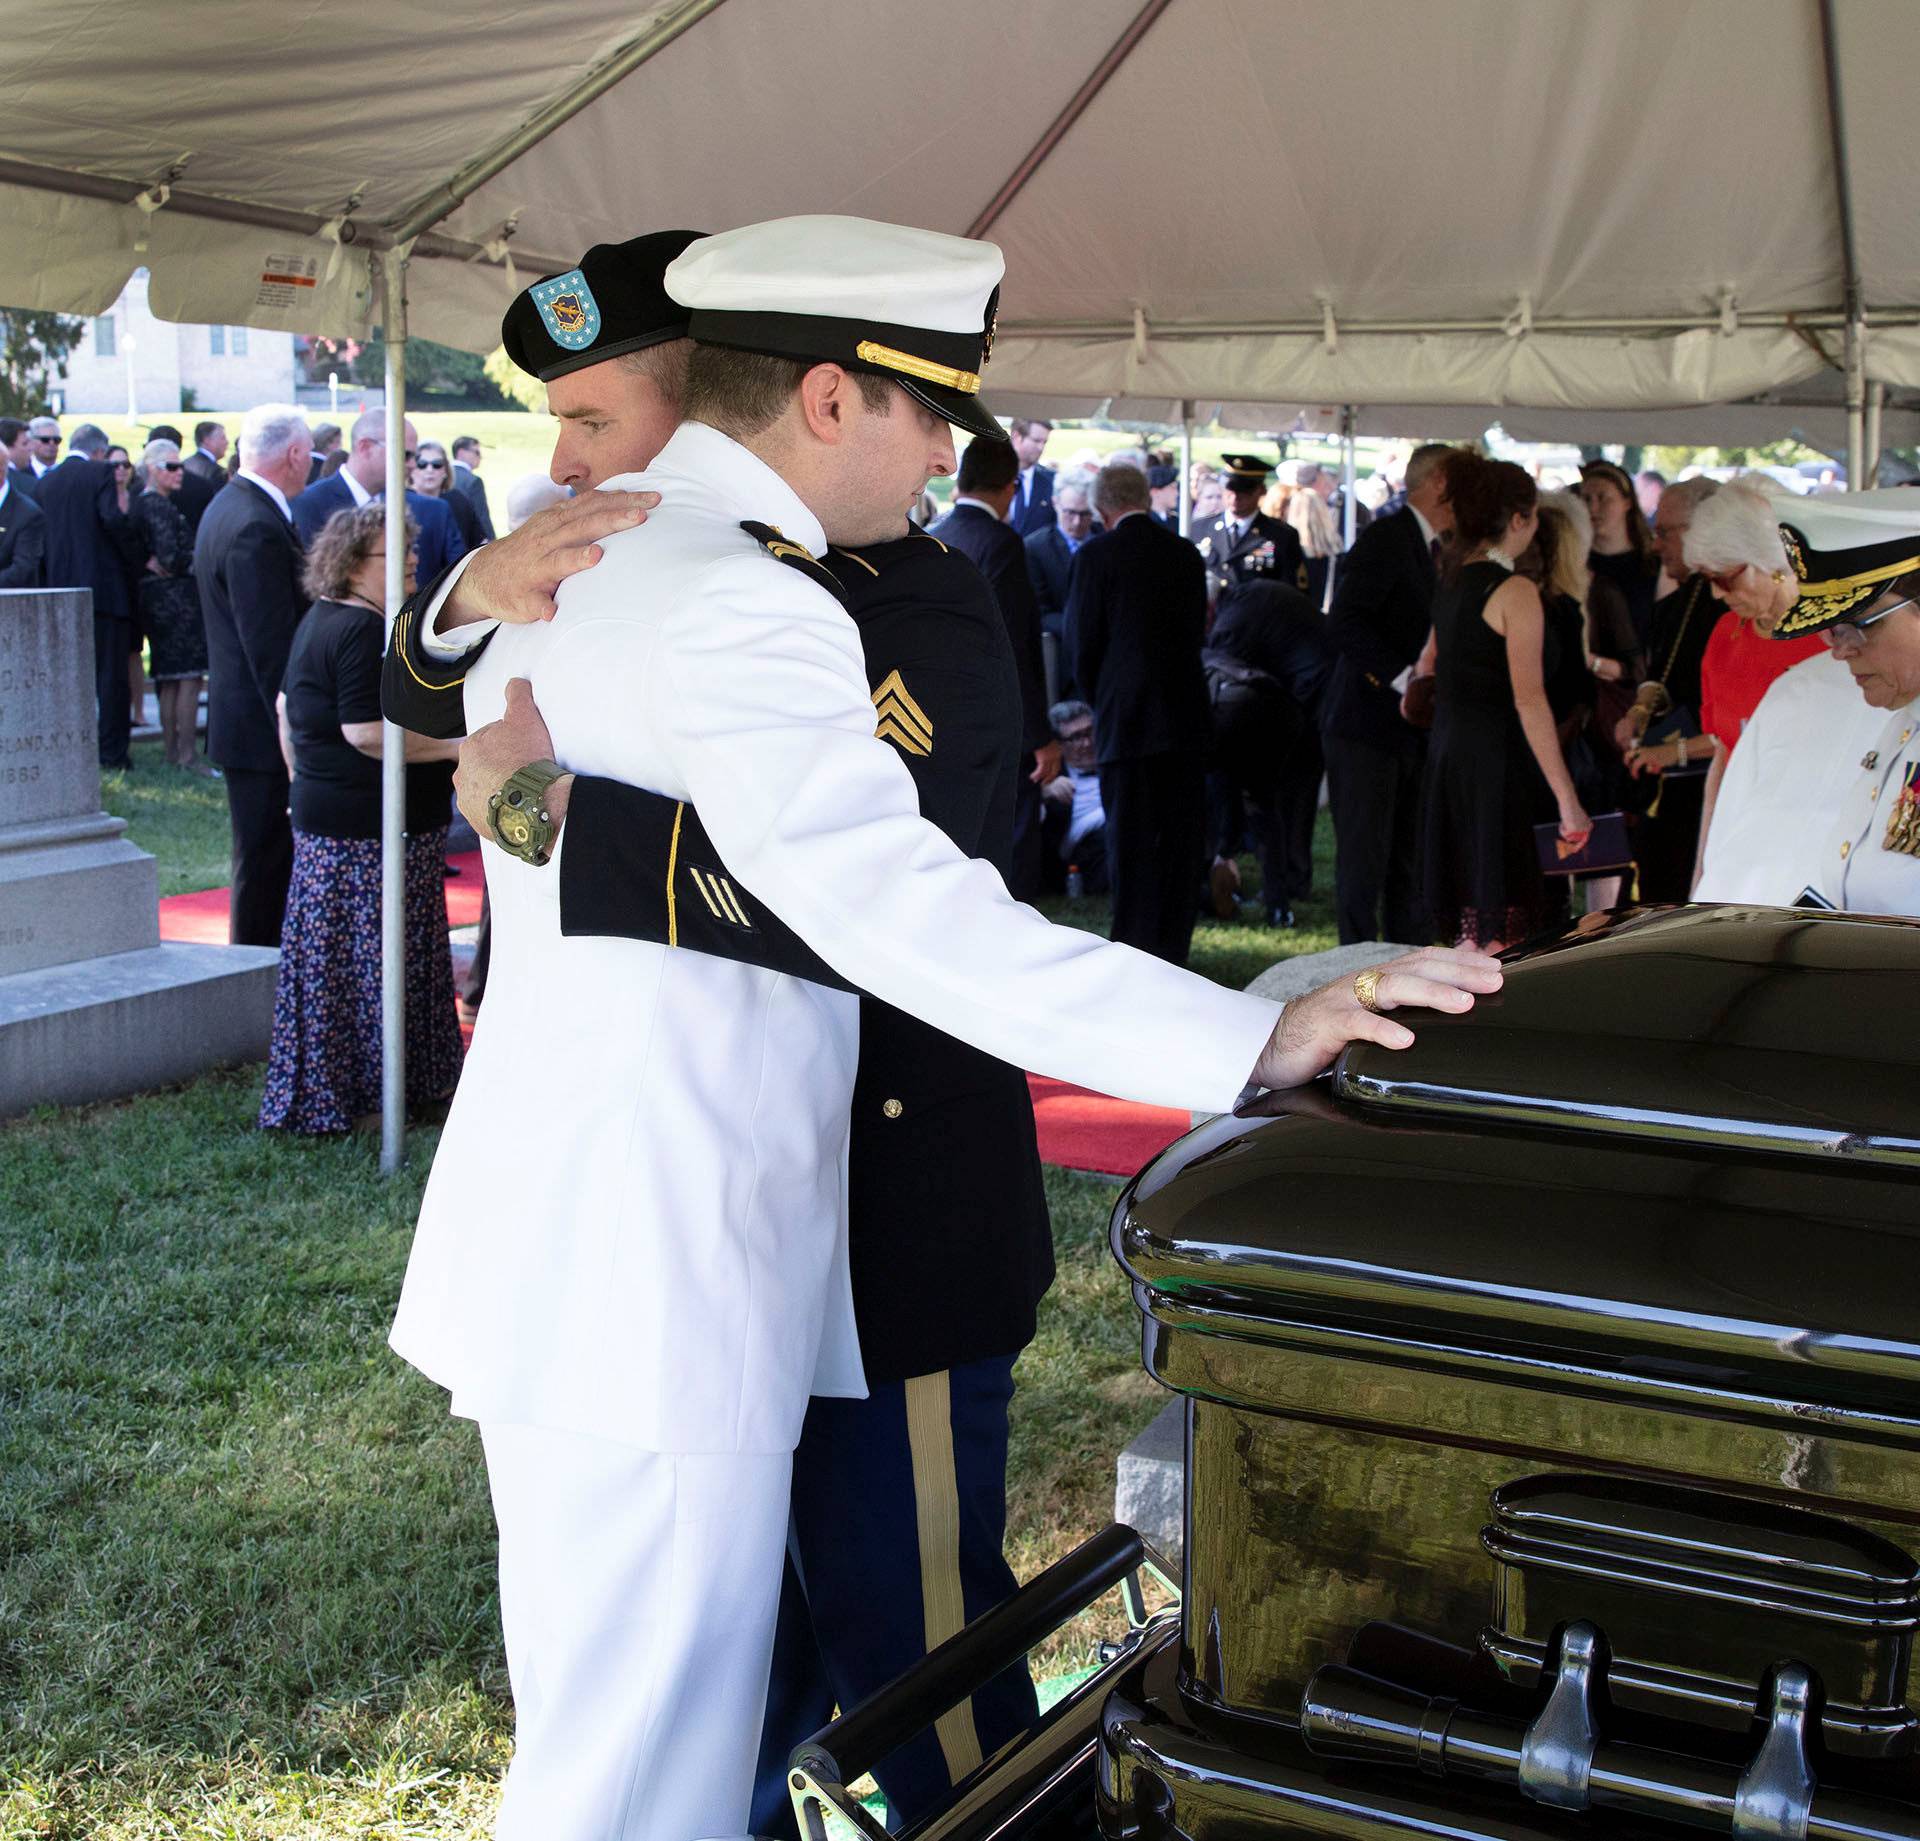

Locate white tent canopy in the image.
[8,0,1913,1164]
[5,0,1919,419]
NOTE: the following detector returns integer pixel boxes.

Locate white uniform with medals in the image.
[1695,648,1920,915]
[391,421,1281,1839]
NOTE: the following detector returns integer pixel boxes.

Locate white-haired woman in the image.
[1683,478,1829,890]
[132,438,209,770]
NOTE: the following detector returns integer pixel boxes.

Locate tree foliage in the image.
[483,344,546,413]
[303,332,521,408]
[0,309,85,418]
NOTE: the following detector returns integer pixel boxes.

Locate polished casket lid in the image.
[1116,907,1920,1429]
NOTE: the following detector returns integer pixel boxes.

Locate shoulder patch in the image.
[740,520,849,606]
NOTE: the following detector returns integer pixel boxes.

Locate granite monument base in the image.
[0,942,279,1118]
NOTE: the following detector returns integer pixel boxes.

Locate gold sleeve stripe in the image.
[394,612,467,692]
[665,802,685,947]
[854,341,980,395]
[717,877,751,928]
[690,867,725,920]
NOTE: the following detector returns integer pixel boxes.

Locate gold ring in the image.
[1354,968,1384,1014]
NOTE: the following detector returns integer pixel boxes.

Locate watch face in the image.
[498,810,532,849]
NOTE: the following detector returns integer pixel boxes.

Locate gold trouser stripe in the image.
[855,340,981,395]
[904,1371,984,1784]
[395,612,466,691]
[665,802,685,946]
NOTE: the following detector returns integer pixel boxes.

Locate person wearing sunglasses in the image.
[409,438,486,553]
[1694,485,1920,914]
[133,439,211,771]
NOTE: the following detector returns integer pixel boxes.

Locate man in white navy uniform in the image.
[1695,488,1920,915]
[387,215,1503,1841]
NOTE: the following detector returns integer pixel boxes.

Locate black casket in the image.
[792,906,1920,1841]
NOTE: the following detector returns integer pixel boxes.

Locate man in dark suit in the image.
[293,407,466,580]
[37,424,137,767]
[1192,451,1309,603]
[0,464,46,586]
[1006,416,1056,536]
[1206,580,1333,927]
[183,421,230,489]
[1066,461,1211,964]
[1320,440,1459,944]
[306,422,342,486]
[1022,467,1094,678]
[928,437,1058,899]
[2,417,38,501]
[451,435,497,542]
[195,406,314,945]
[25,416,63,484]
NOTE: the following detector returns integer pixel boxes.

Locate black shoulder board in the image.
[740,520,849,606]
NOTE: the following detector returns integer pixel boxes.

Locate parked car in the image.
[791,904,1920,1840]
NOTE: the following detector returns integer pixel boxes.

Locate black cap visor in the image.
[897,375,1006,443]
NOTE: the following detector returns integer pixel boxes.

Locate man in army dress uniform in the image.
[385,217,1503,1841]
[1190,450,1308,602]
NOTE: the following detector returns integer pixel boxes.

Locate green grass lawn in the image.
[99,743,232,898]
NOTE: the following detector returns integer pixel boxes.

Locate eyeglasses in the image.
[111,460,131,470]
[1057,506,1093,521]
[414,458,448,471]
[1830,594,1917,640]
[156,461,183,473]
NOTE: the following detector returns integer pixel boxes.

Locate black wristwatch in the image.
[488,758,567,866]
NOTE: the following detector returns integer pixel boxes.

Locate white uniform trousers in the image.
[480,1422,792,1841]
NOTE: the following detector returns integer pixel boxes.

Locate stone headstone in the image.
[0,588,276,1118]
[0,586,159,975]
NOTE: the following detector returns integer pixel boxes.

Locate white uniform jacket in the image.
[1696,650,1888,909]
[390,422,1281,1457]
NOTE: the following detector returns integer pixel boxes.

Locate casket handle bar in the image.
[789,1522,1177,1841]
[1301,1622,1920,1840]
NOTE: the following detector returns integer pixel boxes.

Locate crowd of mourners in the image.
[9,399,1916,1136]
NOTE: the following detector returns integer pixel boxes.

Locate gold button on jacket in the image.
[882,1097,904,1119]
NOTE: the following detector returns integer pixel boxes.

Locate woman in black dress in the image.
[1423,457,1591,952]
[1579,459,1659,659]
[133,439,210,770]
[259,503,463,1134]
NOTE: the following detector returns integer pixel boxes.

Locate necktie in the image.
[1429,537,1442,566]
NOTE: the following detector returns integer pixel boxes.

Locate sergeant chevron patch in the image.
[872,669,933,756]
[685,863,754,930]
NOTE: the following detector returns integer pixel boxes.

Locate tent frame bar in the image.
[966,0,1174,239]
[0,153,570,273]
[385,0,730,244]
[380,252,410,1174]
[1001,307,1920,340]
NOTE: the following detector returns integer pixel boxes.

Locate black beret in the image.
[1147,464,1177,489]
[501,230,707,383]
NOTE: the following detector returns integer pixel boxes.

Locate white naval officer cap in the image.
[664,215,1009,443]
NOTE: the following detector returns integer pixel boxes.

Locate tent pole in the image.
[1178,400,1194,534]
[1845,315,1866,493]
[380,250,409,1175]
[1864,379,1884,487]
[1335,405,1357,611]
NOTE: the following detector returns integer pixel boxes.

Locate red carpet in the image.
[161,852,1186,1176]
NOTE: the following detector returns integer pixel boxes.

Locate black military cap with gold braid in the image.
[664,214,1009,443]
[1773,489,1920,638]
[1220,452,1275,490]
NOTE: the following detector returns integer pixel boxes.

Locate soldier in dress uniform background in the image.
[1191,450,1309,603]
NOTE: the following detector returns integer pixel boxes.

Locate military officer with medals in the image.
[1191,450,1309,602]
[1695,488,1920,914]
[384,214,1503,1841]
